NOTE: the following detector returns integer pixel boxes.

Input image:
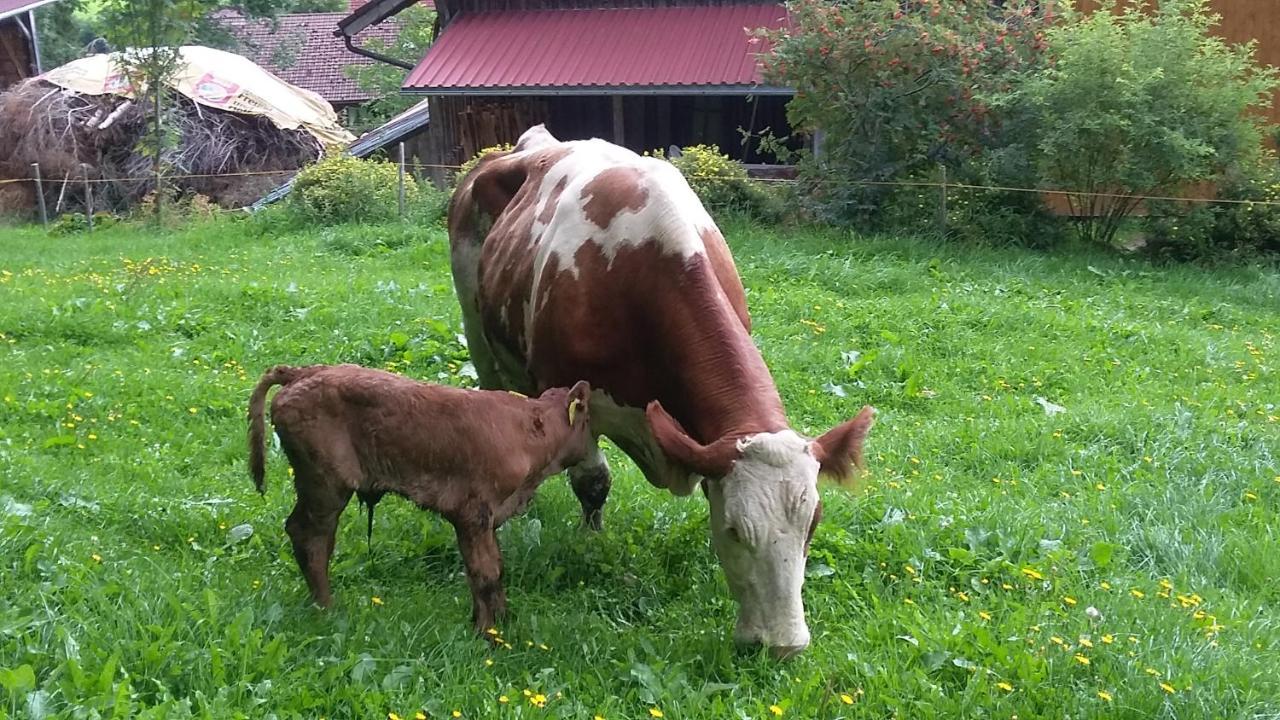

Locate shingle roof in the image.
[216,11,400,105]
[403,4,790,95]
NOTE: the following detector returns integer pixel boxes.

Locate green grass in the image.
[1,215,1278,719]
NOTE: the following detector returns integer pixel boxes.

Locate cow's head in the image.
[647,402,875,658]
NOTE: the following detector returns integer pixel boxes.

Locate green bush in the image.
[661,144,786,221]
[1143,165,1280,258]
[1003,0,1278,248]
[454,144,513,186]
[291,154,418,225]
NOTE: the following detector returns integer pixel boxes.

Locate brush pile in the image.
[0,78,325,211]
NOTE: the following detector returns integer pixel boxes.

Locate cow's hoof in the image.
[581,509,604,532]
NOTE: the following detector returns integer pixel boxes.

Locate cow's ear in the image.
[646,401,740,478]
[810,406,876,485]
[566,381,590,427]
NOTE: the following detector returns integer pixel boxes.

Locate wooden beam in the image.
[612,95,625,148]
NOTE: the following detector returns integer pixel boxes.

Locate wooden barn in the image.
[0,0,55,90]
[341,0,792,184]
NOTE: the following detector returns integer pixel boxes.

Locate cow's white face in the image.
[704,431,819,657]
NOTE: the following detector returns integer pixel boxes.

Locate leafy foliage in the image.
[1000,0,1279,247]
[1143,164,1280,258]
[759,0,1051,223]
[347,6,438,131]
[291,154,419,225]
[657,144,787,221]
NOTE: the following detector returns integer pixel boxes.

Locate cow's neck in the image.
[657,288,788,444]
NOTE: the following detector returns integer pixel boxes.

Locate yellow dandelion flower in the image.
[498,696,509,704]
[1159,579,1173,590]
[91,553,102,563]
[904,564,917,576]
[1051,636,1065,646]
[1131,589,1145,599]
[485,627,499,636]
[539,643,549,651]
[371,596,384,606]
[1160,682,1176,694]
[979,611,993,621]
[1095,483,1106,491]
[769,705,784,716]
[389,714,402,720]
[1101,634,1115,644]
[1021,567,1044,581]
[1074,654,1090,665]
[903,597,915,606]
[1001,583,1014,590]
[997,681,1014,692]
[1071,469,1083,476]
[452,711,461,718]
[1100,581,1112,591]
[840,694,854,705]
[649,709,664,718]
[1097,690,1113,702]
[1063,596,1077,606]
[595,716,606,720]
[484,658,494,667]
[1079,637,1094,648]
[415,713,426,720]
[1145,668,1161,677]
[1245,491,1258,502]
[188,407,197,414]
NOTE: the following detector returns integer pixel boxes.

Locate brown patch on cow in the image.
[537,176,570,226]
[247,364,593,633]
[580,166,649,229]
[700,227,751,331]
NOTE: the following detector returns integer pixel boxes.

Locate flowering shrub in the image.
[656,144,787,221]
[292,154,418,225]
[758,0,1051,222]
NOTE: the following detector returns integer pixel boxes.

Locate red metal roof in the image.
[403,4,790,95]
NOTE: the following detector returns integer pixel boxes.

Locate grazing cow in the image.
[448,125,875,657]
[246,363,592,633]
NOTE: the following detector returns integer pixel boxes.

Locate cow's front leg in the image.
[453,513,507,635]
[568,442,611,531]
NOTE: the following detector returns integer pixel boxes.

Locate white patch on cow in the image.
[515,124,557,152]
[705,430,818,653]
[523,137,721,348]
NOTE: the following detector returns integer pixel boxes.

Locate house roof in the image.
[402,3,790,95]
[216,11,400,105]
[0,0,59,21]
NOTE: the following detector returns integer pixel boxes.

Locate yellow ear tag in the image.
[568,398,582,425]
[507,390,527,399]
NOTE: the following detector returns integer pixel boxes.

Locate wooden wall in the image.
[0,15,36,91]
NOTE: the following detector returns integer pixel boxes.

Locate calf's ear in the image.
[566,380,590,427]
[810,406,876,485]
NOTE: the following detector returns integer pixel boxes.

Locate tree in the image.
[346,5,436,131]
[1002,0,1278,246]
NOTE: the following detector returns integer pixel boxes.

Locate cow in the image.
[447,125,875,658]
[247,363,593,633]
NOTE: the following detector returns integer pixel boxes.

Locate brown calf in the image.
[247,364,592,633]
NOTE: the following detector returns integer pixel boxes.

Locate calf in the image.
[247,364,592,633]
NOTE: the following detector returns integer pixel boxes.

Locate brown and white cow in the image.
[448,125,874,657]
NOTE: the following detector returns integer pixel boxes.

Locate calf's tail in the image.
[247,365,321,494]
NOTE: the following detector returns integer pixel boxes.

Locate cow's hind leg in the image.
[452,510,507,635]
[568,442,611,531]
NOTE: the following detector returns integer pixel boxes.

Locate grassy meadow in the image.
[1,216,1278,719]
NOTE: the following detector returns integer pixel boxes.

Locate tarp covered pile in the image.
[0,45,355,212]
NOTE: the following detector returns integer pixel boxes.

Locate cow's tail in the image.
[248,365,323,494]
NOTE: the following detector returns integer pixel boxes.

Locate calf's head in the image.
[539,380,593,468]
[647,403,875,658]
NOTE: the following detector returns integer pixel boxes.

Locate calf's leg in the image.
[285,476,354,608]
[568,443,611,531]
[452,511,507,634]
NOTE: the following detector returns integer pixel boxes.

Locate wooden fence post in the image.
[31,163,47,228]
[938,163,948,234]
[398,142,406,219]
[82,164,93,232]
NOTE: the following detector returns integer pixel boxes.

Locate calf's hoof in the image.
[581,508,604,532]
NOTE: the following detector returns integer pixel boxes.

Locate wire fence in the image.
[6,150,1280,233]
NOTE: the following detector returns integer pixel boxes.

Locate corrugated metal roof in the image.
[0,0,58,21]
[403,4,789,95]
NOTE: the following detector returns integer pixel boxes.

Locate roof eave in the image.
[0,0,59,22]
[401,84,794,97]
[336,0,418,37]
